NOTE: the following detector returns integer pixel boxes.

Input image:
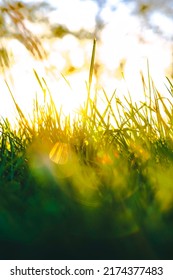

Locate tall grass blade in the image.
[85,38,96,118]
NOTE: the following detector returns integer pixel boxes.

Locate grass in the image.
[1,39,173,259]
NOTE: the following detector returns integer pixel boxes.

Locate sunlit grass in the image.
[1,39,173,259]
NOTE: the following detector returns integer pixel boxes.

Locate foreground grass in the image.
[1,43,173,259]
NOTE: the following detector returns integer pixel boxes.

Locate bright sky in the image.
[49,0,98,32]
[0,0,172,126]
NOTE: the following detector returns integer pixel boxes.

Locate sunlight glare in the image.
[0,1,172,128]
[151,12,173,39]
[98,2,172,101]
[49,0,98,32]
[47,70,88,117]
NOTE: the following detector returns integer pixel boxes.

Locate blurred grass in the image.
[1,40,173,259]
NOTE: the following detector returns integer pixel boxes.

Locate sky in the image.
[0,0,173,126]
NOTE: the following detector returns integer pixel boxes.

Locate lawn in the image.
[1,40,173,260]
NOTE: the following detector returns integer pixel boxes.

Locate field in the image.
[1,40,173,260]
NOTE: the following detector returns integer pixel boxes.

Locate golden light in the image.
[49,141,78,178]
[0,1,172,127]
[0,37,90,126]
